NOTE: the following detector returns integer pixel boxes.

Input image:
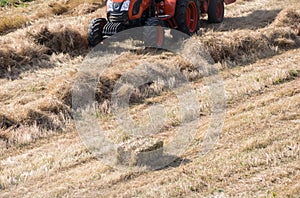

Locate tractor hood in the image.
[107,0,130,12]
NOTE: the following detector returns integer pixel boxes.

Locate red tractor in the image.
[88,0,235,46]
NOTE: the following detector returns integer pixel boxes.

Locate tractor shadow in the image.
[161,156,192,169]
[201,9,282,32]
[138,154,192,171]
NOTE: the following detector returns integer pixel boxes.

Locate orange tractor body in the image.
[88,0,236,46]
[122,0,235,21]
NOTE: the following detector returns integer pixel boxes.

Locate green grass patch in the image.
[0,0,33,7]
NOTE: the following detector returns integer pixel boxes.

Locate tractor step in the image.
[158,14,171,19]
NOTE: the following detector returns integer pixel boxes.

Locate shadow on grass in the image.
[201,9,282,31]
[136,153,192,170]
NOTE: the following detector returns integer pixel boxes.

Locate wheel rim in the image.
[216,0,224,21]
[186,1,198,33]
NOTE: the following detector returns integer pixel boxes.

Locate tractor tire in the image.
[175,0,200,35]
[87,18,107,47]
[208,0,224,23]
[144,17,164,48]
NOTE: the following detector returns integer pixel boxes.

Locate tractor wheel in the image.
[208,0,224,23]
[175,0,200,35]
[144,17,164,48]
[87,18,107,47]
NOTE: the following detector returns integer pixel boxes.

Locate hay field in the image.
[0,0,299,197]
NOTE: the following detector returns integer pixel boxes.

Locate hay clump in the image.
[15,108,60,130]
[48,2,68,15]
[29,26,87,56]
[116,136,164,168]
[70,3,102,15]
[202,8,300,66]
[0,44,49,79]
[0,15,27,34]
[36,97,71,115]
[271,8,300,29]
[0,114,17,129]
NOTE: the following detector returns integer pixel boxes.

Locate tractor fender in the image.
[164,0,177,18]
[128,0,151,20]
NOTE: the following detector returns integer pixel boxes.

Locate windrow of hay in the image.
[0,44,50,79]
[65,0,105,9]
[0,15,27,34]
[0,25,87,79]
[202,8,300,66]
[0,113,17,130]
[28,26,88,56]
[35,1,100,18]
[34,1,104,18]
[69,2,103,15]
[65,50,205,114]
[16,96,72,128]
[47,2,69,15]
[0,0,102,35]
[0,96,72,146]
[0,16,89,146]
[271,8,300,29]
[1,3,299,149]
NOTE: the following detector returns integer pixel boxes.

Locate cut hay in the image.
[28,26,88,56]
[48,2,68,15]
[0,24,88,79]
[202,8,300,66]
[72,55,200,114]
[0,114,17,129]
[0,96,73,147]
[70,3,102,15]
[0,44,49,79]
[15,96,72,130]
[0,15,27,34]
[36,97,71,115]
[271,8,300,29]
[16,108,60,130]
[65,0,105,9]
[116,136,164,168]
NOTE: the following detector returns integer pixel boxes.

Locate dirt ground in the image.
[0,0,299,197]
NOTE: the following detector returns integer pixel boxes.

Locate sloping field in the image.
[0,0,299,197]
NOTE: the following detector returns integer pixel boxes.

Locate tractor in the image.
[87,0,236,46]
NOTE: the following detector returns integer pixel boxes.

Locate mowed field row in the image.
[0,0,300,197]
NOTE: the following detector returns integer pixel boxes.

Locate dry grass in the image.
[65,0,104,9]
[0,0,300,196]
[201,7,300,66]
[0,15,27,34]
[34,0,104,18]
[48,2,68,15]
[0,24,88,79]
[2,74,298,196]
[28,26,88,55]
[1,7,299,146]
[0,43,49,79]
[0,0,103,34]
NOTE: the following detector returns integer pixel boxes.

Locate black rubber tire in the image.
[87,18,107,47]
[144,17,164,48]
[174,0,200,35]
[208,0,224,23]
